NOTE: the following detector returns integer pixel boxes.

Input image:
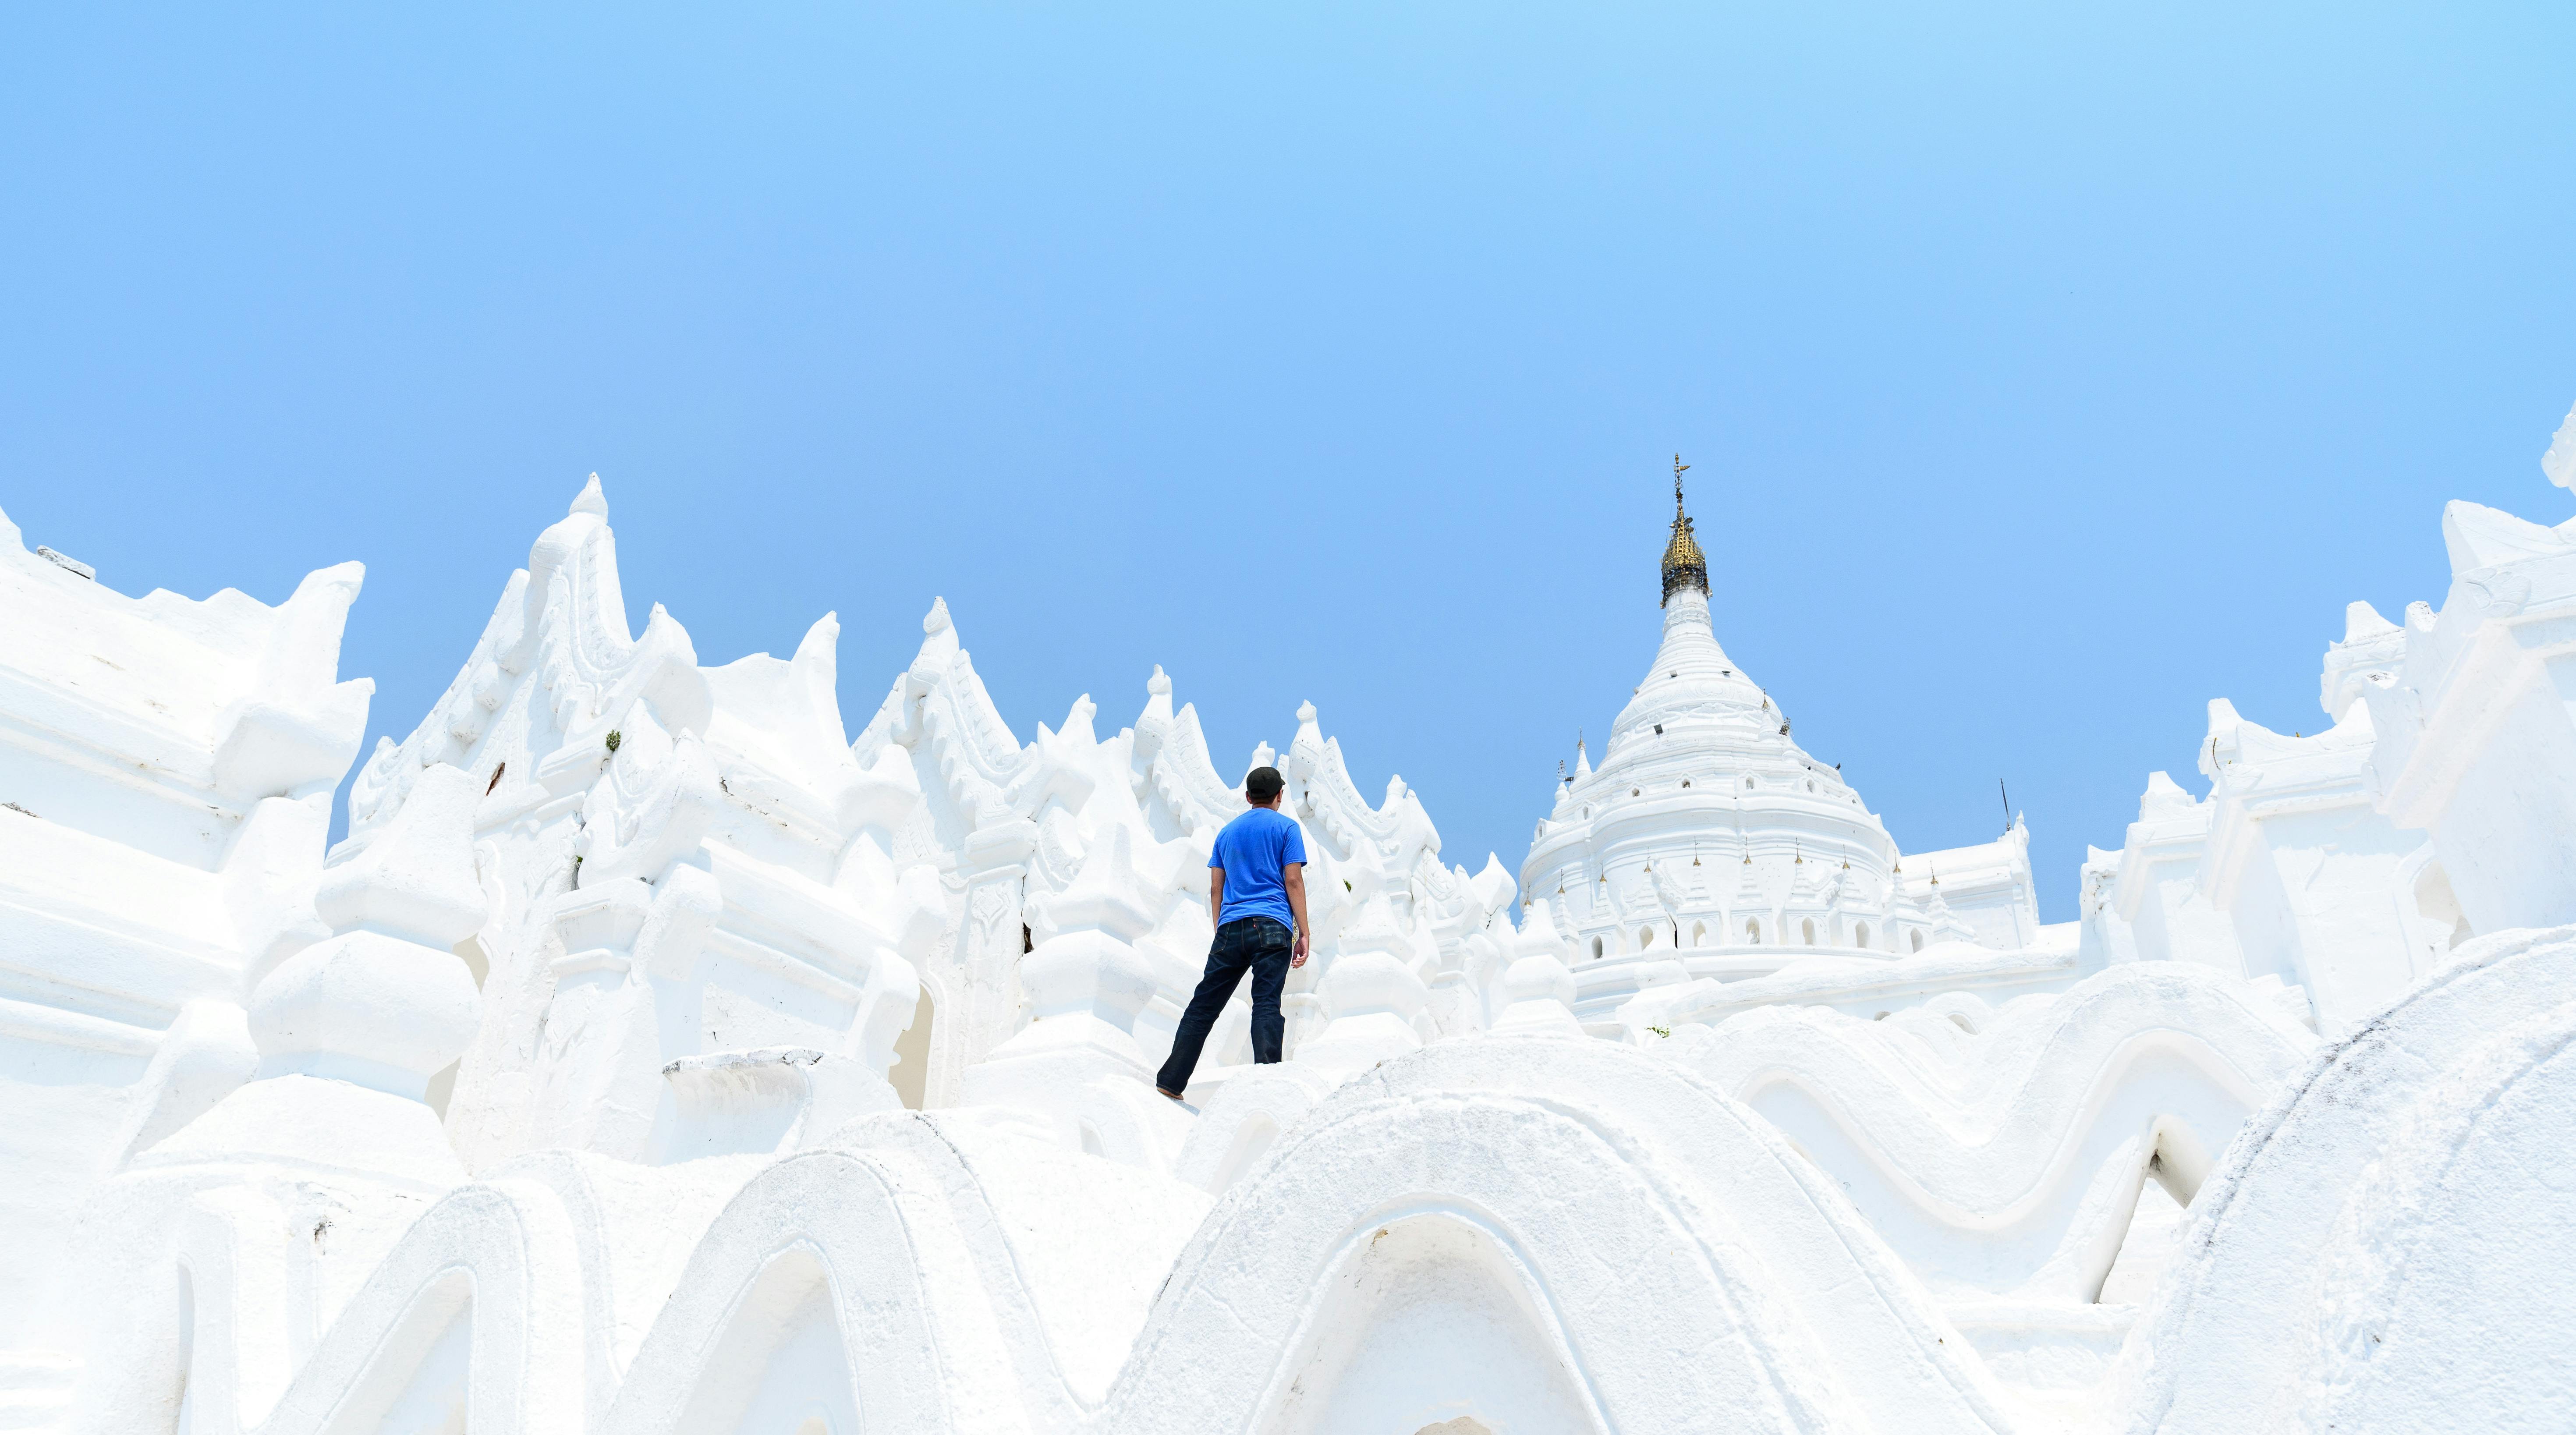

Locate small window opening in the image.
[1591,936,1605,959]
[1910,930,1925,953]
[1640,926,1657,949]
[1745,919,1762,945]
[1802,918,1816,945]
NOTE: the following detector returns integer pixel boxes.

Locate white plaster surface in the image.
[5,428,2575,1433]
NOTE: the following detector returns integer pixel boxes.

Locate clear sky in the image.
[4,4,2572,918]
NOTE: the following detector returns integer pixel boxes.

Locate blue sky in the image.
[4,4,2572,918]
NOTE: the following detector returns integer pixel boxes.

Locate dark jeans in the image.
[1155,916,1293,1095]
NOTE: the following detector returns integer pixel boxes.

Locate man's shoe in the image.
[1156,1087,1187,1102]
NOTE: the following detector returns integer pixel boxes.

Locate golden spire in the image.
[1661,453,1708,606]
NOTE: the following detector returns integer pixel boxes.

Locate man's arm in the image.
[1209,867,1225,928]
[1283,862,1310,967]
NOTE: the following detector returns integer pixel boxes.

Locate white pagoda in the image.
[1524,461,2050,1028]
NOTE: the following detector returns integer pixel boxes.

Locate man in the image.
[1155,765,1309,1101]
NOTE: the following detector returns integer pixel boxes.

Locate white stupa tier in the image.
[1525,483,2046,1027]
[6,407,2576,1433]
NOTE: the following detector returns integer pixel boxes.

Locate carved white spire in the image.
[145,764,488,1187]
[1489,898,1584,1038]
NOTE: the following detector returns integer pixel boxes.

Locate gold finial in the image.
[1660,454,1708,606]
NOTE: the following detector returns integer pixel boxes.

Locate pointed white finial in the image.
[2544,398,2576,491]
[1296,700,1318,725]
[570,473,609,519]
[2343,599,2400,642]
[923,597,952,635]
[1147,664,1171,696]
[2142,770,2195,811]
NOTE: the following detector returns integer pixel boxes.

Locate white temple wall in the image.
[2179,682,2440,1035]
[1662,964,2313,1306]
[2110,777,2248,981]
[0,507,370,1370]
[2363,496,2576,936]
[2395,643,2576,934]
[1895,825,2041,952]
[2076,848,2138,972]
[2102,628,2470,1031]
[2125,858,2243,974]
[2201,801,2430,1032]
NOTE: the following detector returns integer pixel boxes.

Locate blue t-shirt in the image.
[1208,806,1306,931]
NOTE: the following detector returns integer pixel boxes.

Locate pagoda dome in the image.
[1521,459,1909,1001]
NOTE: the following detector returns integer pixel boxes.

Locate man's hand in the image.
[1283,861,1310,968]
